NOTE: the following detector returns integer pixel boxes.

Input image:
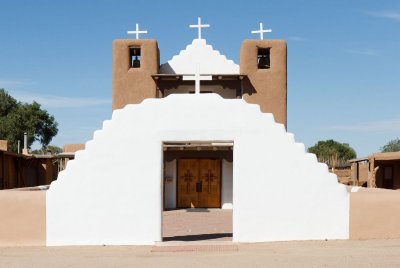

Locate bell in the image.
[258,55,270,69]
[132,55,140,68]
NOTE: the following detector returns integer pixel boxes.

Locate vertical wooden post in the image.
[45,159,53,185]
[368,157,375,188]
[351,162,357,186]
[17,158,21,188]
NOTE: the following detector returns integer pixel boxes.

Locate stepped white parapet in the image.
[47,94,349,246]
[159,39,239,74]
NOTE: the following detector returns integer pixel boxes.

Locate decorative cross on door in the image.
[204,169,216,194]
[183,170,194,194]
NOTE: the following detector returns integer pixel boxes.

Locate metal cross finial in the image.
[189,17,210,39]
[251,22,272,40]
[127,23,148,39]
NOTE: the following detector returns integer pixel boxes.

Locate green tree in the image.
[381,138,400,153]
[0,88,58,152]
[31,145,63,155]
[0,89,17,116]
[308,139,357,167]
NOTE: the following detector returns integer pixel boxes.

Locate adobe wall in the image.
[0,190,46,246]
[240,40,287,127]
[112,39,159,110]
[0,140,7,151]
[350,188,400,239]
[0,152,3,188]
[332,168,351,185]
[359,163,369,183]
[0,153,6,188]
[0,152,58,189]
[63,144,85,153]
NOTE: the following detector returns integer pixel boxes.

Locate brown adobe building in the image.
[112,39,287,127]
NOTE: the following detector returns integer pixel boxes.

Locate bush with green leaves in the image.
[381,138,400,153]
[308,139,356,167]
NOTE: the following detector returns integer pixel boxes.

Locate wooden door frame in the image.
[176,158,222,209]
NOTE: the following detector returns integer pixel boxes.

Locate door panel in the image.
[199,159,221,208]
[177,159,199,208]
[177,159,221,208]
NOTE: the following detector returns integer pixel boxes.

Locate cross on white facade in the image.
[182,65,212,94]
[127,23,148,39]
[251,22,272,40]
[189,17,210,39]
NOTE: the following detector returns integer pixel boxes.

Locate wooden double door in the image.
[178,159,221,208]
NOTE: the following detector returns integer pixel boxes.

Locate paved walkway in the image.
[162,209,232,242]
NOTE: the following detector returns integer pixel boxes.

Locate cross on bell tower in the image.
[127,23,148,39]
[251,22,272,40]
[189,17,210,40]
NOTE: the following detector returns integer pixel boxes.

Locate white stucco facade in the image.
[159,39,239,74]
[164,160,177,210]
[47,94,349,246]
[221,160,233,209]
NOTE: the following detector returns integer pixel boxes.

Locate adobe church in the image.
[46,19,351,245]
[7,19,400,247]
[112,19,286,210]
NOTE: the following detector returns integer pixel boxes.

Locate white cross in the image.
[189,17,210,39]
[251,22,272,40]
[182,65,212,94]
[127,23,148,39]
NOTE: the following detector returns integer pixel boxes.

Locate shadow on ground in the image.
[163,233,232,242]
[185,208,210,213]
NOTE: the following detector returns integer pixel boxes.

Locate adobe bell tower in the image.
[112,24,159,110]
[240,23,287,127]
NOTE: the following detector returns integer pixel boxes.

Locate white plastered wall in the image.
[47,94,349,246]
[222,160,233,209]
[164,160,176,209]
[159,39,239,74]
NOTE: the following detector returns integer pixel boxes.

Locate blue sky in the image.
[0,0,399,157]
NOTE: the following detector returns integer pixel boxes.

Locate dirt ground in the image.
[163,209,232,241]
[2,210,400,267]
[1,239,400,268]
